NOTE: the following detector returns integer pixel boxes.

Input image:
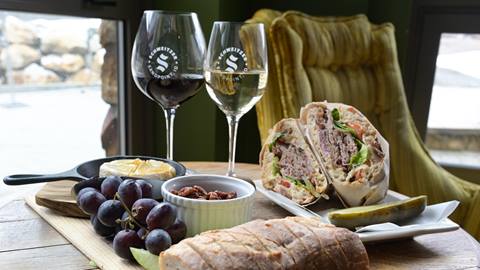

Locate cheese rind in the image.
[99,159,176,180]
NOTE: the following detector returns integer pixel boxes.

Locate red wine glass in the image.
[132,11,206,159]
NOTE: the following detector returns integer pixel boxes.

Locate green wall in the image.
[151,0,412,164]
[368,0,413,71]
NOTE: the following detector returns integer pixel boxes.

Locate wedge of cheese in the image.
[99,158,176,180]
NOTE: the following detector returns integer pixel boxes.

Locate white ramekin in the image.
[161,174,256,237]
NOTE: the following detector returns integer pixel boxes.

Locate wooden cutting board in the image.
[35,180,88,218]
[24,162,480,270]
[25,187,480,270]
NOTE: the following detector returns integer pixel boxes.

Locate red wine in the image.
[136,74,204,108]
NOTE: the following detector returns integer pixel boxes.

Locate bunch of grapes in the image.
[76,176,186,261]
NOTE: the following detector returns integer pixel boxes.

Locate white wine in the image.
[205,70,267,116]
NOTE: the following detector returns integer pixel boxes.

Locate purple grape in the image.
[137,227,148,240]
[78,190,106,215]
[145,229,172,255]
[97,200,124,227]
[136,179,153,198]
[113,229,144,261]
[76,187,97,203]
[115,224,123,234]
[146,202,177,230]
[101,176,122,199]
[120,211,138,230]
[121,211,129,220]
[132,198,159,225]
[165,219,187,244]
[120,211,130,223]
[90,215,115,237]
[115,212,132,233]
[117,179,142,209]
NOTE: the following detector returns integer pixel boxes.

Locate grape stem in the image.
[114,192,149,233]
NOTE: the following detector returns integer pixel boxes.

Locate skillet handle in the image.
[3,172,83,185]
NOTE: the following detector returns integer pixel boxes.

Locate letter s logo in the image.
[156,54,169,72]
[225,55,238,72]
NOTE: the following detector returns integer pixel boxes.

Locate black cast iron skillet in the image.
[3,155,186,196]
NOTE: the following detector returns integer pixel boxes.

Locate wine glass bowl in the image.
[204,22,268,176]
[131,11,206,159]
[205,69,267,117]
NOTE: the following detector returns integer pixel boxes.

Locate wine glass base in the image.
[185,168,197,175]
[227,173,256,188]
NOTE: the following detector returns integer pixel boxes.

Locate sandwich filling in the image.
[268,129,325,199]
[315,107,384,183]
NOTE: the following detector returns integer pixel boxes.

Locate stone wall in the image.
[0,15,103,86]
[98,20,119,156]
[426,129,480,152]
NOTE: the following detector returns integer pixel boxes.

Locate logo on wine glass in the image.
[147,46,179,79]
[217,47,247,72]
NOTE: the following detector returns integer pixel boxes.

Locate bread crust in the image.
[159,241,210,270]
[159,217,369,270]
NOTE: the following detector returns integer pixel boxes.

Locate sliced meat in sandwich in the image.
[260,118,329,205]
[299,102,389,206]
[260,118,328,204]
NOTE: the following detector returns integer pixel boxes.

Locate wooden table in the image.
[1,162,479,270]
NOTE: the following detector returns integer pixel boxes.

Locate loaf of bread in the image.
[159,216,369,270]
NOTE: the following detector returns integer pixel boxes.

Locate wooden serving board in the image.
[25,162,480,270]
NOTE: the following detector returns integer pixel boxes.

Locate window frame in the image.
[404,0,480,137]
[404,0,480,176]
[0,0,156,155]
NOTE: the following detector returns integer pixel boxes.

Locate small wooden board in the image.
[35,180,88,218]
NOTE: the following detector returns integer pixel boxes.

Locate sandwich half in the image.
[259,118,329,204]
[299,102,388,206]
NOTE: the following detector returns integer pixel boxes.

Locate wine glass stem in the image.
[164,108,176,160]
[226,115,239,177]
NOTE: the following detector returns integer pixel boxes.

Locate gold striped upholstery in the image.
[249,9,480,239]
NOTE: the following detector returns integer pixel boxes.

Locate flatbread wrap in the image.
[260,101,389,207]
[299,102,389,206]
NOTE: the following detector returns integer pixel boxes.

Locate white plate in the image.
[254,180,459,243]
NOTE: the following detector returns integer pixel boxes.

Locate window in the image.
[0,0,152,204]
[403,0,480,181]
[0,10,120,199]
[425,33,480,168]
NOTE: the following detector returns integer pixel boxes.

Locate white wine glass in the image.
[204,22,268,176]
[132,11,206,160]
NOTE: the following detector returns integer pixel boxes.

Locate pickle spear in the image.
[328,195,427,229]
